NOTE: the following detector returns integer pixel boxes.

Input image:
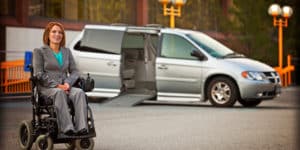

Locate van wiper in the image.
[222,52,245,58]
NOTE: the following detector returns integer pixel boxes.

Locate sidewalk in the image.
[0,93,30,101]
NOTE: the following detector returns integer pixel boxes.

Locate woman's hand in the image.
[64,83,70,90]
[57,83,70,93]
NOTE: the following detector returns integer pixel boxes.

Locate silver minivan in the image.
[69,25,281,107]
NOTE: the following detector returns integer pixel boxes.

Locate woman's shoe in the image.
[77,129,88,135]
[64,130,75,136]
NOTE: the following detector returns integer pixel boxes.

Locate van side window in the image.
[77,29,124,54]
[122,34,144,49]
[161,34,197,60]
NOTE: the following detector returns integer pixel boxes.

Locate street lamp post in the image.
[158,0,187,28]
[268,4,293,69]
[268,4,294,86]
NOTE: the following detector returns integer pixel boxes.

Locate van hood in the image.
[222,58,274,72]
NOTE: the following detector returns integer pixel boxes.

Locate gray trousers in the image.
[40,87,88,133]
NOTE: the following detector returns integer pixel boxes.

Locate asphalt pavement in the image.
[0,86,299,150]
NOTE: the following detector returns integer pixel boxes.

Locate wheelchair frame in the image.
[18,65,96,150]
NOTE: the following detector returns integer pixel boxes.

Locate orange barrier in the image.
[274,55,295,87]
[0,60,31,94]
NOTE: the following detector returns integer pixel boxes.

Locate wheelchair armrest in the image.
[74,73,95,92]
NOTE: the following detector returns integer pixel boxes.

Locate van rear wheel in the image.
[207,77,237,107]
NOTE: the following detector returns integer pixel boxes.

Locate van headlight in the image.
[241,71,267,81]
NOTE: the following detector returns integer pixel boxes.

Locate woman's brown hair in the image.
[43,22,66,47]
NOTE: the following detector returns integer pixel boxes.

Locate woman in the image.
[33,22,88,135]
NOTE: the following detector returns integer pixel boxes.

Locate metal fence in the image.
[0,59,31,94]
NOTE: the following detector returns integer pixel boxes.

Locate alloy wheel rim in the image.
[211,82,231,104]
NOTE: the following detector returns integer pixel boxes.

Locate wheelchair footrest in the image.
[56,131,96,139]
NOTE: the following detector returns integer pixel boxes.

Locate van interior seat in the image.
[122,69,135,79]
[120,34,157,93]
[121,48,140,90]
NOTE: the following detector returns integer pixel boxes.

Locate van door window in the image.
[161,34,197,60]
[79,29,124,54]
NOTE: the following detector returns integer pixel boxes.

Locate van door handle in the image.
[107,61,117,67]
[158,64,168,70]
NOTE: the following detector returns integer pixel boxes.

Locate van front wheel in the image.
[207,77,238,107]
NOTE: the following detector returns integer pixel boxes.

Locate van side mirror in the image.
[191,50,206,61]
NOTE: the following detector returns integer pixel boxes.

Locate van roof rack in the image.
[110,23,128,26]
[145,24,164,28]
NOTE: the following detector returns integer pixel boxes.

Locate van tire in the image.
[207,77,237,107]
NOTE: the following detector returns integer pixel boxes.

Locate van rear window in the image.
[80,29,124,54]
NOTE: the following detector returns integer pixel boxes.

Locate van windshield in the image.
[186,32,238,58]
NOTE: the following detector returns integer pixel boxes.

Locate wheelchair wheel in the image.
[65,140,75,150]
[75,138,94,150]
[35,135,53,150]
[18,120,33,150]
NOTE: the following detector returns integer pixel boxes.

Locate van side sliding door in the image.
[156,33,203,101]
[76,26,126,96]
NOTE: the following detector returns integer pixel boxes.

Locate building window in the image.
[29,0,65,19]
[0,0,16,16]
[29,0,137,25]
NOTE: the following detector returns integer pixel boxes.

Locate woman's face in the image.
[49,25,63,45]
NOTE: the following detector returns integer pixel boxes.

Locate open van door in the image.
[120,27,159,94]
[101,27,159,106]
[74,25,126,97]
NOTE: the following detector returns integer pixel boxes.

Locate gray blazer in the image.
[33,45,79,91]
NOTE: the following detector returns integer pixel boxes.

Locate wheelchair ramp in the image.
[101,93,155,107]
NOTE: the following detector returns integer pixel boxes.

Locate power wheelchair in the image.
[18,65,96,150]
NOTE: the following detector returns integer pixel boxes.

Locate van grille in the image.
[263,72,281,83]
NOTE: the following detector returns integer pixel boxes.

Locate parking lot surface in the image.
[0,87,299,150]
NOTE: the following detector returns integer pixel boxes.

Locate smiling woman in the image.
[33,21,90,136]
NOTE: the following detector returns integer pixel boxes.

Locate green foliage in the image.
[231,0,295,66]
[77,0,135,24]
[35,0,136,25]
[149,0,296,66]
[230,0,273,65]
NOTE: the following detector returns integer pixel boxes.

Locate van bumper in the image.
[239,81,281,100]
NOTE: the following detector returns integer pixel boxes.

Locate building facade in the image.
[0,0,231,61]
[0,0,150,61]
